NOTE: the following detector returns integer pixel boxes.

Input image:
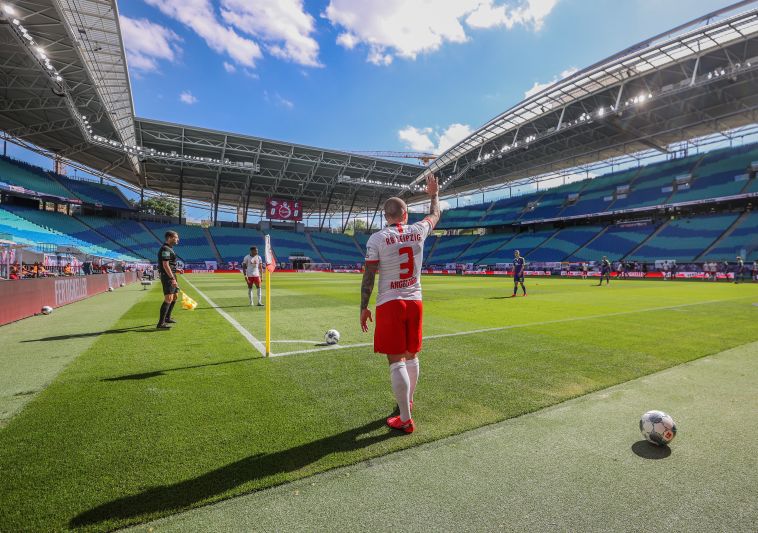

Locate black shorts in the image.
[514,273,525,282]
[161,276,180,295]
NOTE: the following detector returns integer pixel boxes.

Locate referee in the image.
[158,230,181,329]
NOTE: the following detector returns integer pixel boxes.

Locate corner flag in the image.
[265,234,277,272]
[264,235,275,356]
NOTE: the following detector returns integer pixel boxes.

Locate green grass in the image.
[0,274,757,531]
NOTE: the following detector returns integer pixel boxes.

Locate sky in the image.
[5,0,739,223]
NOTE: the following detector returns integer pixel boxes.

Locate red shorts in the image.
[374,299,423,355]
[246,276,261,288]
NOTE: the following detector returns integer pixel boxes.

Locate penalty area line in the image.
[271,298,740,357]
[182,276,266,356]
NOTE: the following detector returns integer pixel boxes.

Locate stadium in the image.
[1,0,757,531]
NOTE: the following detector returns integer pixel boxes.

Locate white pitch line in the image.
[271,298,740,357]
[182,276,266,356]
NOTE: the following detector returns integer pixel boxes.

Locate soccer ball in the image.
[640,410,677,446]
[107,287,114,292]
[41,306,53,315]
[324,329,340,345]
[120,282,125,287]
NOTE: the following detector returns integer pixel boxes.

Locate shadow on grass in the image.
[486,296,516,300]
[21,325,158,342]
[70,418,398,528]
[101,357,261,381]
[631,440,671,459]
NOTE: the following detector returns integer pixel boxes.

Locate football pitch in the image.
[1,273,757,531]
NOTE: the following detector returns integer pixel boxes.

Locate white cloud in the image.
[398,123,473,154]
[220,0,321,67]
[325,0,559,65]
[223,61,236,73]
[398,126,436,152]
[524,67,578,98]
[466,0,558,31]
[179,90,198,104]
[144,0,262,67]
[263,90,294,109]
[120,15,182,72]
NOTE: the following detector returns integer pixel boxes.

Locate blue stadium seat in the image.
[479,229,556,264]
[633,214,738,262]
[57,176,132,209]
[703,212,758,261]
[208,226,264,263]
[144,222,217,262]
[309,232,363,265]
[527,226,604,261]
[570,224,659,262]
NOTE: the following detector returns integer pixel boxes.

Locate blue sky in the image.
[6,0,735,222]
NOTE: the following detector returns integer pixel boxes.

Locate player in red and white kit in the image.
[360,174,441,434]
[242,246,263,306]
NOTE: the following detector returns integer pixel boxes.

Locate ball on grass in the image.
[640,410,676,446]
[41,306,53,315]
[324,329,340,345]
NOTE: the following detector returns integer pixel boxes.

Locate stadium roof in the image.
[1,1,758,217]
[406,2,758,199]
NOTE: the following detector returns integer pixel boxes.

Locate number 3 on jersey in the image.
[399,246,414,279]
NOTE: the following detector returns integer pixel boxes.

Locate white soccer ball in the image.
[107,286,114,292]
[120,282,125,287]
[640,410,677,446]
[41,306,53,315]
[324,329,340,345]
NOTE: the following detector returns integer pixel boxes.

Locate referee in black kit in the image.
[157,230,182,329]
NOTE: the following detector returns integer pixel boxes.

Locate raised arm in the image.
[426,174,441,229]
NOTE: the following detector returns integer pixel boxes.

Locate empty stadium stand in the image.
[426,235,479,264]
[0,156,74,200]
[479,229,557,264]
[0,206,136,260]
[144,222,218,263]
[308,232,363,265]
[76,216,160,260]
[632,213,739,262]
[570,223,660,262]
[56,176,132,209]
[700,211,758,261]
[527,225,605,262]
[207,226,264,263]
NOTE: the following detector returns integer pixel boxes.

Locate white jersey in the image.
[242,254,262,277]
[365,218,433,306]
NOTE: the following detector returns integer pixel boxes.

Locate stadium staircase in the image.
[305,233,328,263]
[75,216,147,260]
[422,236,440,265]
[624,219,671,259]
[568,226,609,259]
[694,211,751,261]
[202,227,223,264]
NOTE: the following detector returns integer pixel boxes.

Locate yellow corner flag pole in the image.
[265,234,272,357]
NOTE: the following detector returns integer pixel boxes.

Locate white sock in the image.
[257,286,262,304]
[405,358,419,405]
[389,361,411,422]
[247,288,253,303]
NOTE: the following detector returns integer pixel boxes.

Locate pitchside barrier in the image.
[0,272,138,326]
[181,269,746,280]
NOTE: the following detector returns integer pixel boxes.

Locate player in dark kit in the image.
[157,230,181,329]
[598,256,611,286]
[511,250,527,297]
